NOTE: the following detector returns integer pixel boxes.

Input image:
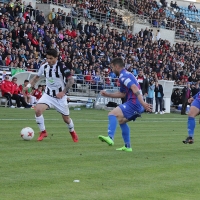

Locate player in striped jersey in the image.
[98,57,152,152]
[29,49,78,142]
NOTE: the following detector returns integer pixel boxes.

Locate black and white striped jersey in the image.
[37,61,71,97]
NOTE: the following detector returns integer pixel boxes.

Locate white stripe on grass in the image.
[0,118,192,123]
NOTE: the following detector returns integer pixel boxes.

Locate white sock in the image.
[35,115,45,132]
[67,118,74,132]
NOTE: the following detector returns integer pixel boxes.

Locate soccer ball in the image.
[20,127,34,141]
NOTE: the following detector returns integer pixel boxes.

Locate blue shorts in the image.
[191,99,200,109]
[119,101,144,121]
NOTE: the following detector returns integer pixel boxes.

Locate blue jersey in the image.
[191,92,200,109]
[119,69,142,105]
[118,69,144,121]
[193,92,200,100]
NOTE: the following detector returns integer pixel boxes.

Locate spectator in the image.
[19,79,32,104]
[146,79,155,113]
[137,69,149,101]
[11,77,32,108]
[1,75,15,108]
[154,80,164,114]
[181,82,191,115]
[31,84,43,104]
[171,88,182,106]
[188,3,198,13]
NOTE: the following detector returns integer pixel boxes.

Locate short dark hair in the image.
[46,48,58,58]
[110,57,125,68]
[24,79,29,83]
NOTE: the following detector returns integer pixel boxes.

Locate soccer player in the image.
[28,49,78,142]
[183,92,200,144]
[98,58,152,152]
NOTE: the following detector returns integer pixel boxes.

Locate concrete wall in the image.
[24,0,36,9]
[133,23,175,44]
[36,3,71,19]
[166,0,199,8]
[132,23,149,35]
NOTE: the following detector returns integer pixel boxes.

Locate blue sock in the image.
[188,117,195,138]
[108,115,117,140]
[120,123,131,148]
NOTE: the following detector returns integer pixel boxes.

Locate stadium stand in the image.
[0,0,200,110]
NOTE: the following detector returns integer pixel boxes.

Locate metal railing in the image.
[175,28,200,42]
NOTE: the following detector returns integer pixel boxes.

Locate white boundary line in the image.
[0,118,190,123]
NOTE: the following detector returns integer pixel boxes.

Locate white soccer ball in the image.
[20,127,34,141]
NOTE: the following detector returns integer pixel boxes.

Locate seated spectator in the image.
[19,80,32,104]
[85,70,93,84]
[1,75,15,108]
[11,77,32,108]
[171,88,182,106]
[171,1,180,11]
[31,84,43,104]
[188,3,198,13]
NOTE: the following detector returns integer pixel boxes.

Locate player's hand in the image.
[67,97,70,102]
[143,103,152,112]
[188,97,194,103]
[100,90,109,97]
[56,91,65,99]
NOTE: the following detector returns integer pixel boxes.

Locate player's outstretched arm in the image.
[29,75,40,88]
[100,90,126,98]
[131,84,152,112]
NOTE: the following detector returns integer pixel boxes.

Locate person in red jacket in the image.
[31,36,39,47]
[5,54,11,66]
[71,29,77,38]
[11,77,32,108]
[32,85,43,101]
[1,75,15,108]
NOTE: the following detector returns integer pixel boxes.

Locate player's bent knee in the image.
[188,106,199,117]
[62,115,71,124]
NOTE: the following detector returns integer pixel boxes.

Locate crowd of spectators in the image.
[123,0,200,42]
[45,0,125,29]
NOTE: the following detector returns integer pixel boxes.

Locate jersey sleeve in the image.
[120,74,136,89]
[60,63,72,79]
[37,64,45,77]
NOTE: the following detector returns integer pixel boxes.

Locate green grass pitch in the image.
[0,107,200,200]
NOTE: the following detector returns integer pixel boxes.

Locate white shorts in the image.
[37,93,69,116]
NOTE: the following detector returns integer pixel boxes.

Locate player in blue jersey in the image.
[183,91,200,144]
[98,57,152,152]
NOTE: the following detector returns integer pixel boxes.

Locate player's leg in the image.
[35,103,48,141]
[62,115,78,142]
[183,100,200,144]
[52,95,78,142]
[98,106,128,146]
[34,93,50,141]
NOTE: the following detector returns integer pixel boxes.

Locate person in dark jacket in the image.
[181,82,191,115]
[154,81,164,114]
[137,69,149,101]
